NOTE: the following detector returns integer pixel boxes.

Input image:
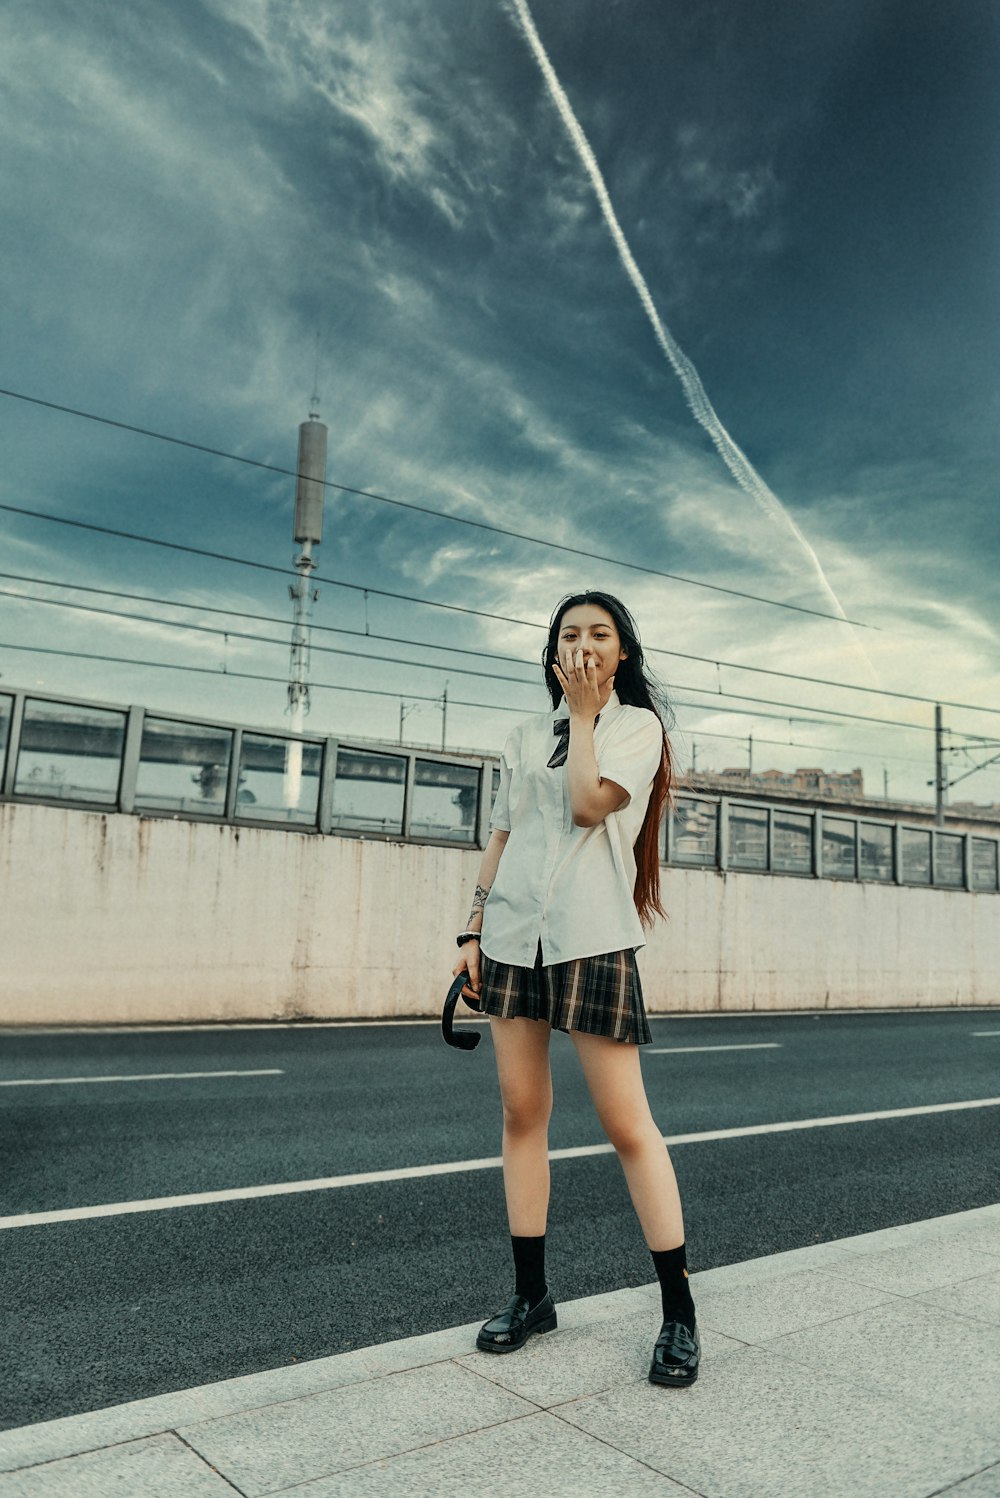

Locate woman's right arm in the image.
[451,828,510,1001]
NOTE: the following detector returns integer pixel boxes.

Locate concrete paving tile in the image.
[0,1332,478,1475]
[838,1209,1000,1258]
[456,1309,745,1408]
[939,1224,1000,1260]
[0,1395,219,1477]
[936,1460,1000,1496]
[911,1269,1000,1328]
[761,1297,1000,1439]
[694,1266,899,1345]
[815,1239,999,1297]
[552,1342,998,1498]
[554,1283,661,1325]
[834,1224,921,1255]
[278,1410,692,1498]
[177,1359,538,1496]
[691,1242,860,1293]
[0,1432,236,1498]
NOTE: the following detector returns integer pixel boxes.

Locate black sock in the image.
[511,1233,547,1304]
[651,1242,696,1331]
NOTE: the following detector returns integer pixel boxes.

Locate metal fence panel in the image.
[0,686,996,893]
[330,747,407,836]
[410,759,480,844]
[900,827,932,885]
[971,837,1000,892]
[15,699,125,807]
[134,718,233,818]
[729,804,768,870]
[859,821,893,882]
[235,732,323,827]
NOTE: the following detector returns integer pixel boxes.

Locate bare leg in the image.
[489,1015,554,1236]
[569,1029,684,1250]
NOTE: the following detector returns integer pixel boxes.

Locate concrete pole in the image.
[283,538,317,810]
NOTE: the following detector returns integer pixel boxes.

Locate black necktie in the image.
[548,714,599,768]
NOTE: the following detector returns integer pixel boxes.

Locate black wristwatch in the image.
[456,931,482,948]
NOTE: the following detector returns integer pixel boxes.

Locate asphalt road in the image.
[2,1008,999,1430]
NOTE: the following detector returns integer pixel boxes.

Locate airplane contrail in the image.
[509,0,881,686]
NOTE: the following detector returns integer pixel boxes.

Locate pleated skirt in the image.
[477,940,653,1046]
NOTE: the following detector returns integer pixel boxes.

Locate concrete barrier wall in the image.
[2,801,997,1026]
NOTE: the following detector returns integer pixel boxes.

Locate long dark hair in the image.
[542,591,675,928]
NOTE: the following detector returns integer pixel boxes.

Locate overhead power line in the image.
[0,565,998,722]
[0,639,522,717]
[0,583,972,736]
[672,724,932,769]
[0,583,892,730]
[0,385,876,629]
[0,638,942,770]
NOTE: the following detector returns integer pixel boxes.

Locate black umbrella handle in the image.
[442,972,483,1050]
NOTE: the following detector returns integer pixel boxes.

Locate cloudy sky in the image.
[1,0,998,804]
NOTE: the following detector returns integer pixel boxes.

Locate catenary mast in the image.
[283,388,328,808]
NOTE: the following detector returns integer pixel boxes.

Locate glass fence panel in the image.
[772,810,812,873]
[671,798,718,864]
[860,822,893,881]
[14,699,125,805]
[410,760,480,843]
[0,694,11,782]
[971,837,999,892]
[900,826,931,884]
[933,832,964,888]
[235,734,322,826]
[330,747,406,835]
[822,816,857,878]
[729,804,767,870]
[134,718,233,815]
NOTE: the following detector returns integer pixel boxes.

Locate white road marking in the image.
[973,1031,1000,1036]
[648,1043,782,1054]
[4,1094,999,1231]
[0,1070,284,1088]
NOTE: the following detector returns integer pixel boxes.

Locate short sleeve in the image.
[597,710,664,806]
[489,736,515,832]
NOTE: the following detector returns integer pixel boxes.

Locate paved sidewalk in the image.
[2,1206,999,1497]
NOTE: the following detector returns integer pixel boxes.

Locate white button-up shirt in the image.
[480,689,664,967]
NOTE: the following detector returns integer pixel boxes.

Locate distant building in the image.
[948,800,1000,819]
[689,765,865,800]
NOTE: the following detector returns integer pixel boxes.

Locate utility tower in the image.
[283,391,328,808]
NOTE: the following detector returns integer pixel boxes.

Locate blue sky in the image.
[1,0,998,804]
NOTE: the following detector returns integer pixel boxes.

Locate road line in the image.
[973,1031,1000,1037]
[0,1070,284,1088]
[648,1043,782,1054]
[4,1095,1000,1231]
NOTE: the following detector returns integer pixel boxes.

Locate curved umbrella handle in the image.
[442,972,483,1050]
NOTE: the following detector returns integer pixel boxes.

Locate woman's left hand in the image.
[552,647,607,721]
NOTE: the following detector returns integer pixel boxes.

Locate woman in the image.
[452,590,700,1387]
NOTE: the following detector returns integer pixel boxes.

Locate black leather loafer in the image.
[649,1317,700,1386]
[476,1290,557,1353]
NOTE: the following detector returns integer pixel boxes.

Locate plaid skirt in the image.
[477,941,653,1046]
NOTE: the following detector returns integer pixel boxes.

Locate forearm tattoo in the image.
[466,883,489,926]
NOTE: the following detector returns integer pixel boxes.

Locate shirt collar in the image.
[554,687,621,720]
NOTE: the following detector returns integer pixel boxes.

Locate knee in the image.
[605,1116,658,1159]
[502,1092,552,1136]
